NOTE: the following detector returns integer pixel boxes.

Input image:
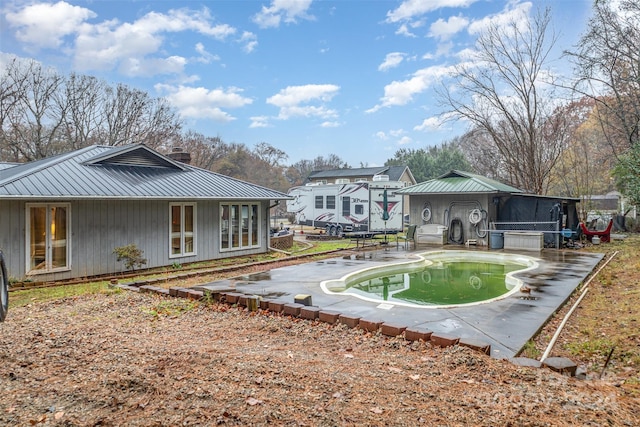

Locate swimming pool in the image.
[321,250,539,308]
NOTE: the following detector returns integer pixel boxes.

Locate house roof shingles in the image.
[0,144,290,200]
[396,170,523,195]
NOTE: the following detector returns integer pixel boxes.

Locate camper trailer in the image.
[286,177,404,237]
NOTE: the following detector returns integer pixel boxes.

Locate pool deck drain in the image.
[194,248,603,359]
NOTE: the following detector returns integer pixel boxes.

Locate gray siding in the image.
[0,199,271,282]
[408,193,495,246]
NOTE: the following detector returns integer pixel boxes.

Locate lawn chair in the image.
[579,219,614,243]
[397,224,417,250]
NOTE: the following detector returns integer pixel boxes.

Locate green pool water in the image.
[321,251,537,308]
[348,261,523,306]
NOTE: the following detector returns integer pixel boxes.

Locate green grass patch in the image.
[9,281,118,308]
[565,338,616,358]
[141,299,197,319]
[519,339,541,359]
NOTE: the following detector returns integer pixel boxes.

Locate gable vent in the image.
[96,149,177,168]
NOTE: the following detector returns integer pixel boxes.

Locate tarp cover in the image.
[498,195,579,246]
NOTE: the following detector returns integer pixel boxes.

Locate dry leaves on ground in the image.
[2,291,638,426]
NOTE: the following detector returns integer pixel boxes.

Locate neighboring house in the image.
[305,165,416,217]
[0,144,290,282]
[396,170,580,247]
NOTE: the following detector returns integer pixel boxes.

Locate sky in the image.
[0,0,593,167]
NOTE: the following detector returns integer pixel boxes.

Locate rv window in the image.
[326,195,336,209]
[342,197,350,216]
[315,195,323,209]
[355,205,364,215]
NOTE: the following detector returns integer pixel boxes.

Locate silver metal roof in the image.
[0,144,291,200]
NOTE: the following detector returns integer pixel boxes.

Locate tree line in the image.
[1,1,639,213]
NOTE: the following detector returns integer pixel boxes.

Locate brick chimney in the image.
[167,147,191,165]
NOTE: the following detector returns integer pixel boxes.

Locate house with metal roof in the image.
[306,165,415,186]
[396,170,580,248]
[0,144,290,282]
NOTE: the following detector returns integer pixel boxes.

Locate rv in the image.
[286,177,404,237]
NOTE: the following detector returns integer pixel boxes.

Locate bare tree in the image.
[457,128,504,180]
[1,59,66,161]
[171,131,226,170]
[567,0,640,207]
[568,0,640,155]
[58,73,106,150]
[0,58,183,161]
[284,154,349,187]
[99,84,181,149]
[254,142,288,168]
[438,8,568,194]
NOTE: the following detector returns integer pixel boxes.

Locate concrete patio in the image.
[195,247,604,359]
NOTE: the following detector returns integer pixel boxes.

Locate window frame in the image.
[169,203,197,258]
[25,203,71,275]
[220,202,261,252]
[326,195,336,210]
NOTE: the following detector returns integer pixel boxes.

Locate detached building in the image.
[396,170,580,249]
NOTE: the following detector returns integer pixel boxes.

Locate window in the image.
[221,203,260,251]
[355,205,364,215]
[170,203,196,257]
[342,197,350,217]
[315,195,323,209]
[27,204,70,273]
[326,195,336,210]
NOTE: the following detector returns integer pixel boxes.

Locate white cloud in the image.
[321,121,340,128]
[468,2,532,35]
[239,32,258,53]
[386,0,477,23]
[378,52,406,72]
[395,23,417,38]
[267,84,340,120]
[5,3,238,76]
[73,8,236,73]
[194,42,220,64]
[367,65,453,113]
[397,136,413,145]
[252,0,315,29]
[429,15,469,40]
[250,116,270,128]
[120,56,187,77]
[5,1,96,49]
[389,129,406,138]
[414,112,457,131]
[374,131,389,140]
[156,84,253,122]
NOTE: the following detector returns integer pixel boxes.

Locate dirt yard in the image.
[1,236,639,426]
[0,293,637,426]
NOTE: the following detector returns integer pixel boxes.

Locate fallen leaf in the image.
[343,354,354,358]
[54,412,64,420]
[409,374,420,380]
[388,367,402,373]
[370,407,384,414]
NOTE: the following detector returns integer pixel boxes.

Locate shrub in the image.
[113,244,147,271]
